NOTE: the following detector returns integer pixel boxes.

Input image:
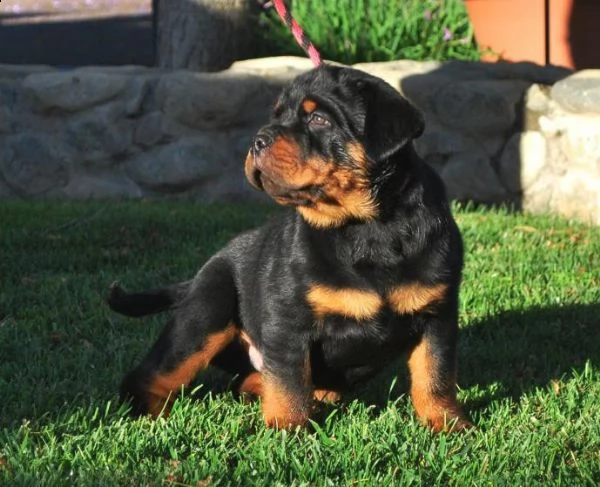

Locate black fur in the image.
[108,66,471,431]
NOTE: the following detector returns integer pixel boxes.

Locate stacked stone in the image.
[0,63,287,202]
[531,71,600,225]
[0,57,599,225]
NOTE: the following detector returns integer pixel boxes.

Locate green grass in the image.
[1,201,599,486]
[259,0,480,64]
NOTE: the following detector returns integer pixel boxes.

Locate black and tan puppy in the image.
[108,65,471,432]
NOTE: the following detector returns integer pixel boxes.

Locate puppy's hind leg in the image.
[120,257,240,417]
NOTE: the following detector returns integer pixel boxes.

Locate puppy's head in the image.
[245,65,424,228]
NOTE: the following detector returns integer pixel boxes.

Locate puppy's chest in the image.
[304,278,447,370]
[304,279,447,324]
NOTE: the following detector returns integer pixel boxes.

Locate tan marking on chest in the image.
[306,284,383,320]
[387,283,448,315]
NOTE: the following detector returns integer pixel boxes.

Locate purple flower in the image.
[423,9,432,21]
[443,28,453,42]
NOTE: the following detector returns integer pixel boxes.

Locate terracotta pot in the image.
[465,0,600,69]
[465,0,546,64]
[548,0,600,69]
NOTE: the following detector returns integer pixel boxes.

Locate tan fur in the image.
[249,138,378,228]
[302,99,318,113]
[306,284,383,320]
[146,324,238,416]
[387,283,448,315]
[407,338,469,432]
[238,371,263,399]
[313,389,342,403]
[262,356,311,429]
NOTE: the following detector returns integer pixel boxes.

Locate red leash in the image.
[272,0,322,66]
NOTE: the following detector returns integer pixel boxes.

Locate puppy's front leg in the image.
[407,312,472,432]
[260,336,313,429]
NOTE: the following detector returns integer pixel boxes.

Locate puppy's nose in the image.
[253,132,273,153]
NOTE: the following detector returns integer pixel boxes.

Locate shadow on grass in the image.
[329,302,600,422]
[1,241,598,436]
[459,303,600,409]
[1,300,598,430]
[0,200,597,429]
[135,302,600,420]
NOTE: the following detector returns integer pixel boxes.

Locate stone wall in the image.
[1,56,599,224]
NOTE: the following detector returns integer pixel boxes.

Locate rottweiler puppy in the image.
[108,65,471,432]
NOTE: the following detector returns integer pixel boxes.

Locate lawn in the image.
[1,201,599,486]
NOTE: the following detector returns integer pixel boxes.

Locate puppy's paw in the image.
[426,414,474,433]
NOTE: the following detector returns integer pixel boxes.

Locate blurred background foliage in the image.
[257,0,480,64]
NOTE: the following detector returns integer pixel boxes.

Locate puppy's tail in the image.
[107,280,192,317]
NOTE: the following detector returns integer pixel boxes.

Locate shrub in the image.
[258,0,479,64]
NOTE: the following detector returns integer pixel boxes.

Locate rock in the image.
[538,114,563,137]
[517,132,549,190]
[23,71,129,113]
[522,174,556,214]
[0,56,597,225]
[448,60,571,85]
[157,71,272,130]
[552,170,600,224]
[559,114,600,168]
[551,70,600,114]
[123,74,162,117]
[498,134,522,194]
[0,133,73,196]
[195,170,269,204]
[64,103,134,166]
[498,131,548,193]
[0,64,54,79]
[0,81,19,133]
[231,56,315,79]
[76,66,155,76]
[415,129,470,159]
[414,128,479,170]
[353,60,441,93]
[400,73,453,113]
[403,75,527,134]
[134,111,168,148]
[60,171,143,199]
[0,177,15,197]
[526,84,552,113]
[441,152,507,203]
[0,106,12,134]
[432,80,529,135]
[0,81,18,109]
[125,136,232,191]
[524,84,554,131]
[160,116,206,140]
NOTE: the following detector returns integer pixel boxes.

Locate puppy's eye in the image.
[308,113,331,127]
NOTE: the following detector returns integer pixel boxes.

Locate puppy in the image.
[108,65,471,432]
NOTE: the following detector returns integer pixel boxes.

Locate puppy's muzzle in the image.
[246,128,278,190]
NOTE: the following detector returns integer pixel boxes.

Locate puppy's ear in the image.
[360,77,424,162]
